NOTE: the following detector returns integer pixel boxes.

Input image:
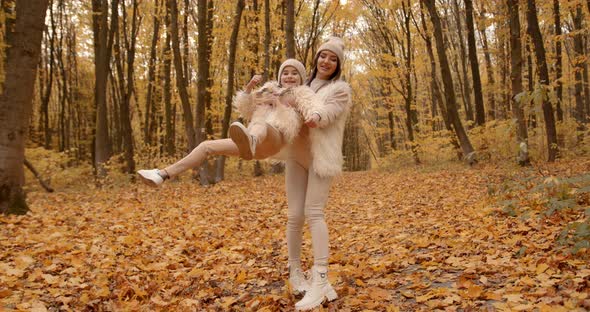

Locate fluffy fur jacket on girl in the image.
[233,81,315,144]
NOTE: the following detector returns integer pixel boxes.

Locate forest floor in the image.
[1,158,590,311]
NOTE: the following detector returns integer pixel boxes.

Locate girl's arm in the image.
[233,75,263,120]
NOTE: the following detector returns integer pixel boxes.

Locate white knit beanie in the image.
[278,59,307,85]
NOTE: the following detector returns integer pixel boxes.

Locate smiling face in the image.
[280,66,302,87]
[315,50,339,80]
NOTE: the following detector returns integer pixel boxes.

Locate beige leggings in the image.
[286,160,333,268]
[164,122,285,177]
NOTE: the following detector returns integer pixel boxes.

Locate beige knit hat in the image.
[317,36,345,63]
[278,59,307,86]
[309,36,345,82]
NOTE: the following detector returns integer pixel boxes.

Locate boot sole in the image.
[137,171,161,188]
[295,286,337,311]
[229,123,254,160]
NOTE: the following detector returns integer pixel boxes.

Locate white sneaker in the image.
[289,266,310,295]
[229,122,256,160]
[295,266,337,311]
[137,169,164,187]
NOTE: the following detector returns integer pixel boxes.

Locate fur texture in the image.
[305,80,352,178]
[232,81,315,144]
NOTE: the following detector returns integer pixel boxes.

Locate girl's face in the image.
[316,50,338,80]
[280,66,302,87]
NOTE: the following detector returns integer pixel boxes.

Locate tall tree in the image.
[465,0,485,125]
[451,0,474,122]
[92,0,118,177]
[285,0,295,58]
[401,0,420,164]
[167,0,196,151]
[215,0,245,181]
[423,0,476,164]
[263,0,271,81]
[476,4,496,120]
[526,0,558,161]
[144,0,162,145]
[507,0,529,165]
[119,0,139,173]
[571,5,587,130]
[39,0,55,149]
[196,0,214,184]
[553,0,563,121]
[0,0,49,214]
[163,6,175,156]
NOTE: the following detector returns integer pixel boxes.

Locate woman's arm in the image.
[306,82,351,128]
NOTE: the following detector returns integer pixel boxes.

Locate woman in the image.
[286,37,352,311]
[137,59,313,186]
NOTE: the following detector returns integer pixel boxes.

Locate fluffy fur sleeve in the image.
[290,85,316,117]
[312,81,352,128]
[232,91,255,121]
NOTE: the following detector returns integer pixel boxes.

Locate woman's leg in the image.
[285,160,308,268]
[304,163,333,267]
[164,139,239,177]
[295,163,337,310]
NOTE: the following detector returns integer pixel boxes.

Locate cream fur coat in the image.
[300,80,352,178]
[233,81,315,144]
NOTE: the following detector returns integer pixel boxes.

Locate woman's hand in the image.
[305,113,321,128]
[245,74,263,93]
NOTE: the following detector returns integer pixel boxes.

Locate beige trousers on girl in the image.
[164,122,285,177]
[285,160,333,268]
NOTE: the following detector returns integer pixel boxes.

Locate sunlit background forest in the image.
[4,0,586,190]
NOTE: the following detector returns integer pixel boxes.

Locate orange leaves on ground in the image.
[1,159,590,310]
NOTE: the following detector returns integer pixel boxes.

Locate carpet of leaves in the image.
[1,159,590,311]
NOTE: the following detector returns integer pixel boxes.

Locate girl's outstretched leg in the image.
[137,139,239,187]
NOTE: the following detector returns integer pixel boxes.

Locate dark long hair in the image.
[306,51,341,86]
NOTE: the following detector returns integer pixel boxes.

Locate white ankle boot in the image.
[137,169,164,187]
[294,266,337,311]
[289,266,310,295]
[229,122,257,160]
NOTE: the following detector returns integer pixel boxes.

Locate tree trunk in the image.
[92,0,117,178]
[163,7,175,156]
[40,1,55,149]
[419,0,461,159]
[424,0,476,164]
[477,6,496,121]
[167,0,196,151]
[452,0,474,122]
[215,0,245,181]
[263,0,271,81]
[526,0,558,162]
[0,0,49,214]
[196,0,214,184]
[144,0,161,145]
[553,0,563,121]
[507,0,529,166]
[572,6,587,131]
[402,0,419,164]
[121,0,139,173]
[465,0,485,126]
[285,0,295,58]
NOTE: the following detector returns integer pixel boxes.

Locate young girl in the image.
[137,59,314,186]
